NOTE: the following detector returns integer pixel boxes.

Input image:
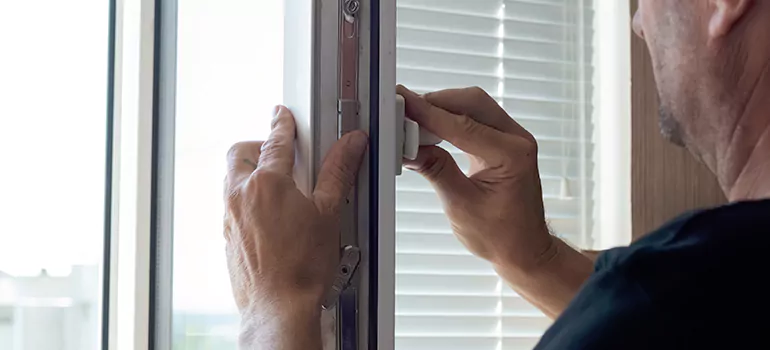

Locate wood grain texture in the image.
[630,0,726,239]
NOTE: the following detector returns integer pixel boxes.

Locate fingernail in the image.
[271,106,283,130]
[397,85,417,97]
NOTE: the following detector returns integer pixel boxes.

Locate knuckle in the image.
[420,152,450,179]
[225,186,243,210]
[260,139,285,157]
[522,130,537,145]
[327,160,355,189]
[249,168,283,188]
[522,137,538,157]
[245,170,290,211]
[226,141,250,159]
[459,116,484,136]
[466,86,490,100]
[503,135,539,160]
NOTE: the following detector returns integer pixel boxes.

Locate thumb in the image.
[313,131,369,213]
[404,146,471,199]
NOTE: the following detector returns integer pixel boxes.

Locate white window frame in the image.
[592,0,632,250]
[108,0,156,349]
[107,0,396,349]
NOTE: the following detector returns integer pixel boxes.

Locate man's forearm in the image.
[493,237,595,319]
[239,300,323,350]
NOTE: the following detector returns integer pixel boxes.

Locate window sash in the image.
[108,0,157,348]
[392,0,599,348]
[107,0,395,349]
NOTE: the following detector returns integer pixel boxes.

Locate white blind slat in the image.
[396,336,539,350]
[395,0,594,348]
[504,0,593,24]
[396,211,579,238]
[442,141,594,164]
[396,294,541,316]
[396,192,579,218]
[396,231,582,257]
[396,274,499,295]
[397,170,592,200]
[399,0,503,16]
[396,315,551,336]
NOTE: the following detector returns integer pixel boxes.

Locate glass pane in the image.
[395,0,597,349]
[0,1,109,349]
[173,1,284,348]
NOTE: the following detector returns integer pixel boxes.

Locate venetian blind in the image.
[394,0,595,349]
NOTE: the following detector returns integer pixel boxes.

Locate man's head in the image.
[632,0,770,168]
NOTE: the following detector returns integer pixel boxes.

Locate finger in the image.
[313,131,369,214]
[258,106,297,175]
[423,86,532,139]
[403,146,474,201]
[397,85,510,161]
[225,141,264,195]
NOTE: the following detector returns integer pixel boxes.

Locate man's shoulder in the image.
[597,199,770,273]
[536,201,770,350]
[594,199,770,319]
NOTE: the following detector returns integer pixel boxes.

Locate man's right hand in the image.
[398,85,554,272]
[397,85,594,318]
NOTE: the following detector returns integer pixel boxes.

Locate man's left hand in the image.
[224,106,368,348]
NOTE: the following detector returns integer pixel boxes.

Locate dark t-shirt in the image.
[535,200,770,349]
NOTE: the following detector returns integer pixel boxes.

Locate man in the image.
[224,0,770,349]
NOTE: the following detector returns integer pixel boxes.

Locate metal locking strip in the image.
[322,245,362,310]
[337,0,361,137]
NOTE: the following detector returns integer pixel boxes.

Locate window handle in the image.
[396,94,443,175]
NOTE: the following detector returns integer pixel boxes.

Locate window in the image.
[171,0,284,348]
[0,1,110,349]
[0,0,629,349]
[394,0,596,349]
[113,0,628,348]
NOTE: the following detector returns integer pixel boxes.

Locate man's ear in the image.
[709,0,753,38]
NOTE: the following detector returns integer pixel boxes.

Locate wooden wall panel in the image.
[630,0,726,239]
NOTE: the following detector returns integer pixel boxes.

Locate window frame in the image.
[107,0,159,348]
[106,0,395,349]
[593,0,633,249]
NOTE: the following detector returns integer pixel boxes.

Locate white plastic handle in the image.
[403,117,441,160]
[396,94,442,161]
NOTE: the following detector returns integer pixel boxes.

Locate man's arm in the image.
[494,237,596,319]
[239,297,323,350]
